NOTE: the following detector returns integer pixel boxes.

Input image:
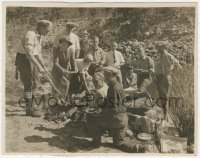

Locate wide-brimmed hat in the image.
[37,20,52,30]
[83,30,90,36]
[103,66,118,75]
[59,36,73,45]
[66,22,78,28]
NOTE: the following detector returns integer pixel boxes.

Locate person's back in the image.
[75,59,90,72]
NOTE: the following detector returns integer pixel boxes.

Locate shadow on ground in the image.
[24,135,94,152]
[24,122,114,152]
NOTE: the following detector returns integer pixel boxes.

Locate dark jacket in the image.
[102,78,126,115]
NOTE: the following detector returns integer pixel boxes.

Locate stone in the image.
[126,130,134,137]
[160,134,187,153]
[134,116,156,134]
[145,109,157,120]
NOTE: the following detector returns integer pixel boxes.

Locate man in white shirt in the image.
[53,22,80,58]
[105,42,125,84]
[15,20,52,116]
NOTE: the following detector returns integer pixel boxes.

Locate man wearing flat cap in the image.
[15,20,52,117]
[155,40,182,121]
[51,36,77,98]
[53,21,80,58]
[86,66,146,152]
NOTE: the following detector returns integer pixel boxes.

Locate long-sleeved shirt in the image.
[53,30,80,51]
[93,47,107,65]
[18,30,43,55]
[156,50,180,76]
[134,55,155,74]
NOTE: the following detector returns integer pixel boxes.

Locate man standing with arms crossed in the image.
[16,20,52,116]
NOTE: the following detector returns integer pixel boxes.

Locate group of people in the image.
[15,19,182,152]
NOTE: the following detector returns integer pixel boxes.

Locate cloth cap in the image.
[66,22,78,28]
[37,20,52,30]
[103,66,118,75]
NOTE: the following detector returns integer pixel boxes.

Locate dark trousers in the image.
[86,112,128,145]
[16,53,40,99]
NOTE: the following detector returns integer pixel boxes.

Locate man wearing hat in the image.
[53,21,80,58]
[155,41,182,120]
[15,20,52,116]
[86,66,146,152]
[51,36,77,98]
[79,30,93,59]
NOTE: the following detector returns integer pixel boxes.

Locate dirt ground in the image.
[5,82,160,154]
[5,92,124,154]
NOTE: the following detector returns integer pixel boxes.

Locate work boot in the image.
[26,98,42,117]
[25,98,32,116]
[92,136,101,148]
[115,139,146,153]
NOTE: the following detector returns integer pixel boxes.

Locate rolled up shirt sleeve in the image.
[23,31,36,54]
[119,52,125,65]
[149,57,155,73]
[69,47,77,71]
[101,50,107,64]
[75,35,80,50]
[169,53,179,65]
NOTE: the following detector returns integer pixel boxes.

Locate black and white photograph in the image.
[2,2,197,155]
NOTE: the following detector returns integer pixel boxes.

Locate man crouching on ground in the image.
[86,66,146,153]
